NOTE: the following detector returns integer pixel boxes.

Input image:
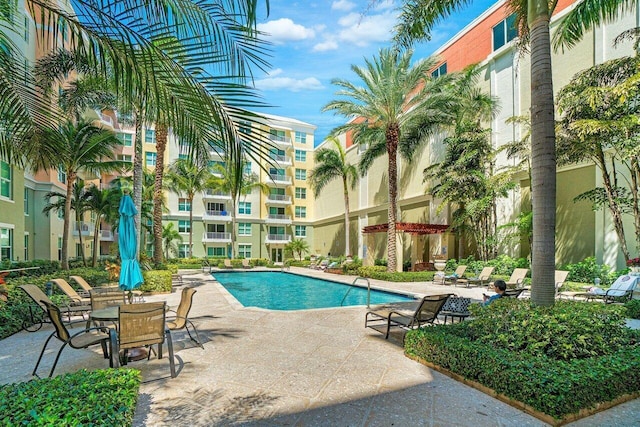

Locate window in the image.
[178,244,190,258]
[295,206,306,218]
[145,152,157,167]
[207,247,226,257]
[178,153,188,160]
[238,244,252,258]
[24,234,28,261]
[23,188,28,214]
[238,223,252,236]
[178,220,190,233]
[243,162,252,175]
[24,14,29,42]
[57,236,63,261]
[117,154,132,163]
[270,129,286,142]
[238,202,251,215]
[431,62,447,78]
[295,187,306,199]
[57,167,66,185]
[117,132,133,146]
[178,198,191,212]
[493,13,518,51]
[294,131,306,144]
[239,121,251,134]
[295,168,307,180]
[0,228,12,261]
[294,150,307,162]
[295,225,307,237]
[0,161,11,198]
[145,128,156,144]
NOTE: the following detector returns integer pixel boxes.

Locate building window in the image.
[145,152,157,167]
[294,150,307,162]
[57,209,64,220]
[117,154,132,163]
[493,13,518,51]
[238,244,252,258]
[295,187,306,199]
[145,128,156,144]
[243,162,252,175]
[238,202,251,215]
[295,206,306,218]
[239,121,251,134]
[238,222,252,236]
[117,132,133,146]
[0,228,12,261]
[57,236,63,261]
[178,244,189,258]
[24,234,28,260]
[207,246,226,257]
[178,153,188,160]
[56,167,66,185]
[295,168,307,180]
[295,225,307,237]
[294,131,306,144]
[431,62,447,78]
[23,188,28,214]
[178,198,191,212]
[0,161,11,198]
[270,129,286,142]
[178,220,190,233]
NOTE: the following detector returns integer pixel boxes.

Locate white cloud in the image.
[331,0,356,11]
[313,39,338,52]
[255,76,324,92]
[372,0,394,11]
[267,68,284,77]
[336,11,397,47]
[257,18,315,44]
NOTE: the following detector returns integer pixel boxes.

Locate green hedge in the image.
[141,270,172,293]
[0,369,140,426]
[356,266,436,282]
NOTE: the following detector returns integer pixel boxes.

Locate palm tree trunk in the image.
[230,199,237,259]
[529,7,556,306]
[386,125,399,272]
[597,152,630,260]
[342,177,351,257]
[76,211,86,267]
[133,112,143,259]
[188,194,194,258]
[153,124,168,264]
[92,216,100,267]
[61,172,76,270]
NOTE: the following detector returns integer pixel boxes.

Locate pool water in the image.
[213,271,415,310]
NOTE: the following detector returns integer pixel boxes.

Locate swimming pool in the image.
[212,271,415,310]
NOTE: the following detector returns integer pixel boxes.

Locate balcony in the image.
[269,154,292,166]
[203,190,231,200]
[269,134,292,148]
[72,222,95,237]
[266,194,292,205]
[202,232,231,243]
[268,173,292,186]
[266,214,292,225]
[265,234,292,244]
[202,210,232,222]
[99,229,114,241]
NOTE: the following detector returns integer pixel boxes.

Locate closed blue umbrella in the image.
[118,194,144,292]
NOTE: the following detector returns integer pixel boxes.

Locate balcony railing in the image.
[204,190,231,199]
[266,194,292,204]
[269,135,292,147]
[267,214,291,223]
[202,210,232,221]
[202,232,231,242]
[72,222,95,236]
[99,229,114,241]
[265,234,292,243]
[269,154,292,164]
[268,173,292,185]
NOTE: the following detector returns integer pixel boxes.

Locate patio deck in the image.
[1,268,639,426]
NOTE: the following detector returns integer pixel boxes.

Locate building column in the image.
[396,232,403,272]
[364,233,374,267]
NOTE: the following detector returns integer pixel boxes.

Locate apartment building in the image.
[312,0,639,270]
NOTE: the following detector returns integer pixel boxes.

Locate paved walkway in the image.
[2,268,639,426]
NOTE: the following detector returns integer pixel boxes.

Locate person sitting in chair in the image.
[483,279,507,306]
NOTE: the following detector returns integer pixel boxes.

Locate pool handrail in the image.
[340,277,371,308]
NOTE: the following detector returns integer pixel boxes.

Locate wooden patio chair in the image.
[166,287,204,349]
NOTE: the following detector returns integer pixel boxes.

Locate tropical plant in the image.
[84,184,120,267]
[30,120,125,269]
[165,158,213,258]
[323,48,453,272]
[209,159,268,258]
[162,223,183,259]
[284,238,310,261]
[309,136,358,257]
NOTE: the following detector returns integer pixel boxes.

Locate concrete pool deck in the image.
[1,267,639,426]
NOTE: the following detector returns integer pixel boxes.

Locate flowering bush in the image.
[627,257,640,267]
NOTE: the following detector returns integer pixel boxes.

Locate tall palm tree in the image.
[323,48,453,272]
[209,160,268,259]
[309,137,358,257]
[30,120,126,269]
[84,184,120,267]
[162,223,183,259]
[165,158,213,258]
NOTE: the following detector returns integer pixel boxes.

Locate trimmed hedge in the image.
[356,266,436,282]
[405,299,640,421]
[141,270,172,293]
[0,369,140,426]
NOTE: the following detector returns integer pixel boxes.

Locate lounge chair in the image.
[573,274,640,303]
[110,302,176,378]
[69,275,93,297]
[33,301,112,378]
[50,278,91,305]
[500,268,529,288]
[365,294,453,339]
[456,267,494,288]
[19,284,91,327]
[223,259,234,269]
[503,288,525,298]
[241,259,253,269]
[439,296,472,323]
[440,265,467,285]
[166,287,204,349]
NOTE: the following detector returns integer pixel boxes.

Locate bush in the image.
[625,299,640,319]
[356,266,436,282]
[0,369,140,426]
[141,270,172,293]
[559,257,618,285]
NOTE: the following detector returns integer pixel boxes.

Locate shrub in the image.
[625,299,640,319]
[0,369,140,426]
[141,270,172,293]
[356,267,435,282]
[559,257,617,285]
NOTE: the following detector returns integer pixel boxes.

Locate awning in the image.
[362,222,449,235]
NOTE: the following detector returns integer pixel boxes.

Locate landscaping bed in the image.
[404,299,640,425]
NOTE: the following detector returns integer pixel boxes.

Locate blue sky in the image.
[250,0,497,145]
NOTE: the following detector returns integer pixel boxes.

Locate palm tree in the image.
[394,0,639,305]
[30,120,126,269]
[162,223,183,259]
[209,159,268,259]
[165,158,213,258]
[84,184,120,267]
[284,238,310,261]
[309,137,358,257]
[323,48,453,272]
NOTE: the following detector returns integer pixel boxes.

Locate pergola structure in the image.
[362,222,450,272]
